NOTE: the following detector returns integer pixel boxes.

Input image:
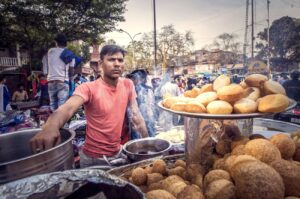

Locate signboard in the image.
[248,59,269,74]
[81,67,93,74]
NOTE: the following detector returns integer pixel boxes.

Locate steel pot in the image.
[123,137,172,162]
[0,128,75,185]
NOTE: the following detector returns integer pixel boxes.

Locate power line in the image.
[188,3,246,26]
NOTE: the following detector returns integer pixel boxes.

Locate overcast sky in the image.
[105,0,300,50]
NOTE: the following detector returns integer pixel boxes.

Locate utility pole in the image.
[267,0,271,75]
[243,0,249,73]
[251,0,254,58]
[118,29,141,69]
[153,0,158,74]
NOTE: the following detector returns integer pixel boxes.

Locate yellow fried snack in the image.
[131,167,147,186]
[146,189,176,199]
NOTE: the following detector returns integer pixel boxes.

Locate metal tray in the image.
[158,99,297,119]
[108,154,184,177]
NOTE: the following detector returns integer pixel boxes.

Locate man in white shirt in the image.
[158,76,181,130]
[47,34,75,110]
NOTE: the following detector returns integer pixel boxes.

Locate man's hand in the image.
[30,95,85,153]
[30,128,61,153]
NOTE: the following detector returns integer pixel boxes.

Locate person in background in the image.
[129,69,156,137]
[12,84,28,102]
[74,76,81,88]
[187,77,197,90]
[89,75,95,82]
[38,74,49,106]
[47,34,75,111]
[159,75,181,130]
[283,70,300,102]
[279,74,289,85]
[0,76,10,112]
[77,73,88,83]
[30,45,148,168]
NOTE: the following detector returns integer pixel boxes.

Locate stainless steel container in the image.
[123,137,172,162]
[0,128,75,184]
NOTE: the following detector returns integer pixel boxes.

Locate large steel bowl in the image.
[0,128,75,184]
[123,138,172,162]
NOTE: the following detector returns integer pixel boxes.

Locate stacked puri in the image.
[162,74,290,114]
[124,131,300,199]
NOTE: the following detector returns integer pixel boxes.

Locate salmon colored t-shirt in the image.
[73,78,136,158]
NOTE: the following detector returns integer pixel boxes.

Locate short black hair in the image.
[17,83,24,88]
[100,45,126,60]
[131,69,148,79]
[291,70,299,80]
[54,34,67,47]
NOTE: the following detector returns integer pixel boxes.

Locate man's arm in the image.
[30,95,84,152]
[129,98,149,138]
[12,92,17,101]
[68,58,75,78]
[24,91,29,100]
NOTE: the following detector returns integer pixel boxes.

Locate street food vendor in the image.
[30,45,148,168]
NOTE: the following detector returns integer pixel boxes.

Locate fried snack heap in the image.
[162,74,291,115]
[122,131,300,199]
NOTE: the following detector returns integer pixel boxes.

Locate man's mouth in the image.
[112,70,121,74]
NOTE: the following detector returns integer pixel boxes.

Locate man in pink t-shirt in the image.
[30,45,148,167]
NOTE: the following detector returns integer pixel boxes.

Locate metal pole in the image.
[119,29,141,69]
[243,0,249,74]
[267,0,270,75]
[251,0,254,58]
[153,0,157,74]
[16,43,21,67]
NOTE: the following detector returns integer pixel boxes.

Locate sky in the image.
[105,0,300,50]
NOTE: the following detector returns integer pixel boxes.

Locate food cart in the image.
[1,73,300,199]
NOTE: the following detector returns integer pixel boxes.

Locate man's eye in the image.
[118,59,124,62]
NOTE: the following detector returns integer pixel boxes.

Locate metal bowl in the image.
[0,128,75,185]
[123,138,172,162]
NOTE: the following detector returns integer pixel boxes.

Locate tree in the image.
[209,33,242,64]
[0,0,127,67]
[67,42,91,65]
[124,25,194,73]
[256,16,300,66]
[125,34,154,72]
[157,25,194,69]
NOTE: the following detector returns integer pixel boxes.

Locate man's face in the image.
[19,86,24,91]
[101,52,124,80]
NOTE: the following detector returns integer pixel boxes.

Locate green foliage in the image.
[125,25,195,73]
[0,0,127,69]
[66,42,91,66]
[256,16,300,65]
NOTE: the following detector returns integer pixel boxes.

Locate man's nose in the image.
[113,60,121,67]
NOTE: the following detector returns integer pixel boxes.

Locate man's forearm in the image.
[133,117,148,138]
[131,109,148,138]
[43,109,71,134]
[42,102,76,134]
[69,67,75,78]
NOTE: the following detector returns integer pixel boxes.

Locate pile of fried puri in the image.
[162,74,290,114]
[122,131,300,199]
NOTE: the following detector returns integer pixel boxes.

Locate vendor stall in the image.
[0,73,300,199]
